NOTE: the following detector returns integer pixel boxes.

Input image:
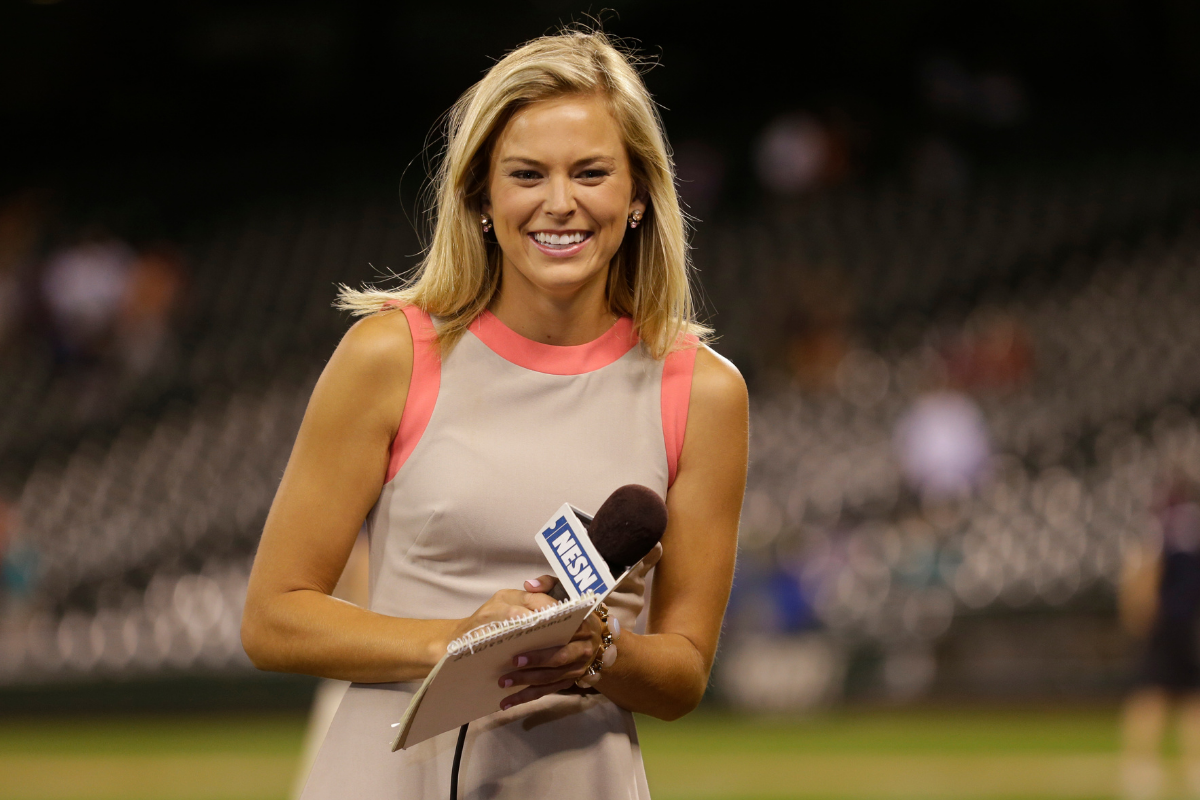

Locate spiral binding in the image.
[446,592,596,658]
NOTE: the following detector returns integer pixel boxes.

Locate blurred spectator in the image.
[728,550,819,637]
[0,494,35,613]
[784,266,855,391]
[895,390,991,501]
[41,228,135,361]
[1119,477,1200,800]
[944,311,1035,393]
[754,113,831,195]
[116,243,186,375]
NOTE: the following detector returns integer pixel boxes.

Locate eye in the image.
[578,169,609,181]
[510,170,541,181]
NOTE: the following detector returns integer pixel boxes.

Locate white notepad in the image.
[391,592,600,751]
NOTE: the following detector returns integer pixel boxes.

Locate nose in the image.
[543,173,576,219]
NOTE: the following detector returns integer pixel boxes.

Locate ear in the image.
[481,195,492,217]
[629,186,648,218]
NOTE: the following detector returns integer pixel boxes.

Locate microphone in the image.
[544,484,668,601]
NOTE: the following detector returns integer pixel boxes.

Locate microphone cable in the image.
[450,723,469,800]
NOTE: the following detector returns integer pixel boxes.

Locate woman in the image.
[241,29,747,799]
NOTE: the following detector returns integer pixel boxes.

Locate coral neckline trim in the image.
[468,310,637,375]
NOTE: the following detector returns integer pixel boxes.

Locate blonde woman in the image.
[241,29,747,799]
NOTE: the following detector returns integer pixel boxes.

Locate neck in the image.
[489,264,616,346]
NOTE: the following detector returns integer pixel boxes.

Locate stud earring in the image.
[481,214,492,233]
[628,209,643,229]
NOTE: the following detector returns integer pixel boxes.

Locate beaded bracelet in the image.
[575,603,619,688]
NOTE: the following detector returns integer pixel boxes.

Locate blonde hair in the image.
[336,28,709,359]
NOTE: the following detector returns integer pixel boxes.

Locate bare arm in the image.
[241,309,551,682]
[500,347,749,719]
[1119,541,1161,638]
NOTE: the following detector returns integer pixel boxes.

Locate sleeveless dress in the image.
[300,305,698,800]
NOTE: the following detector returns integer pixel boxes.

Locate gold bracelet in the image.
[575,603,616,688]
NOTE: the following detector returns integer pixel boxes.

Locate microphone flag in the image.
[533,504,616,600]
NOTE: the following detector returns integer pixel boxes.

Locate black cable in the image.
[450,722,469,800]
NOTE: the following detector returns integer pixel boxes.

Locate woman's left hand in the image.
[496,575,602,710]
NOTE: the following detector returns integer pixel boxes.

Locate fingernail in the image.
[501,702,512,711]
[515,656,527,667]
[526,579,541,589]
[502,678,513,688]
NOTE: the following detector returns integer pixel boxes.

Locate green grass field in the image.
[0,706,1178,800]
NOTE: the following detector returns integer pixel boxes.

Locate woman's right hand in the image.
[441,588,559,653]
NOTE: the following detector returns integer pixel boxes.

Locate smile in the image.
[528,231,593,257]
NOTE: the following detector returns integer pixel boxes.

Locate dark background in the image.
[5,0,1200,234]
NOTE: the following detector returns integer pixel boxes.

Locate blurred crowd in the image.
[1,152,1199,712]
[0,192,186,371]
[719,158,1200,706]
[0,196,408,679]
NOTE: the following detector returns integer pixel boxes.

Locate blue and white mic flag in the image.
[533,504,615,600]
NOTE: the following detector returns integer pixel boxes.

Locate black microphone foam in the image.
[589,484,669,575]
[545,484,668,601]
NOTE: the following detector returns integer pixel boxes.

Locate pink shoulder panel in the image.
[661,340,699,487]
[384,304,441,484]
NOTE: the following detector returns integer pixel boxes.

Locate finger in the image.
[512,639,596,670]
[501,661,591,688]
[575,612,603,640]
[499,642,592,681]
[515,590,558,612]
[523,575,559,593]
[514,593,555,612]
[508,645,560,670]
[505,604,535,620]
[616,543,663,589]
[565,609,604,643]
[500,679,577,711]
[642,541,664,569]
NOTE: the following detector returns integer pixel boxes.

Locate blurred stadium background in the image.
[5,1,1200,798]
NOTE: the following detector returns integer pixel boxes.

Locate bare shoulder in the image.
[675,345,748,477]
[689,345,748,421]
[331,306,414,377]
[309,307,415,436]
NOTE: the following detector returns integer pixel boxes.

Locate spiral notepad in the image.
[447,592,597,657]
[391,592,600,751]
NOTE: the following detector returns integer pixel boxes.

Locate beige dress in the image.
[300,306,697,800]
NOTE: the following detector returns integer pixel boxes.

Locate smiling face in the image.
[483,93,645,308]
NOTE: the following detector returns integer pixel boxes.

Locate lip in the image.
[527,231,593,258]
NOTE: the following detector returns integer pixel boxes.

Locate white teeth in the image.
[533,232,587,246]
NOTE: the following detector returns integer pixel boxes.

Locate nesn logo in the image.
[540,516,607,595]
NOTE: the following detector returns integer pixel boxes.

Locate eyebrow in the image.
[500,155,617,169]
